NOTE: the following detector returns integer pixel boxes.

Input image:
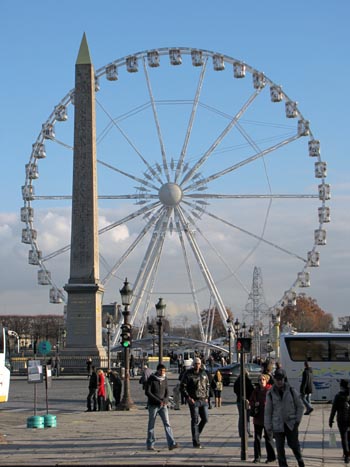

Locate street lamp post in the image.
[227,318,232,364]
[234,319,253,461]
[155,298,166,365]
[116,278,135,411]
[106,316,111,370]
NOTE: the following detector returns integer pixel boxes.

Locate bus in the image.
[280,332,350,402]
[0,326,11,402]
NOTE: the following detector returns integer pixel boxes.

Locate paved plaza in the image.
[0,374,344,466]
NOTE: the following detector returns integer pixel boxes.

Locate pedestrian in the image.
[329,379,350,464]
[212,369,223,407]
[130,354,135,377]
[108,370,122,408]
[145,363,178,451]
[139,364,153,392]
[54,355,61,378]
[264,369,305,467]
[86,357,92,379]
[97,369,106,411]
[300,361,314,415]
[180,356,210,448]
[234,370,255,438]
[249,373,276,464]
[86,365,97,412]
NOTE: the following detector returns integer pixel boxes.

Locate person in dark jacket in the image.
[249,374,276,464]
[300,361,314,415]
[329,379,350,464]
[234,370,255,438]
[108,370,122,408]
[145,364,178,451]
[86,366,97,412]
[181,357,210,448]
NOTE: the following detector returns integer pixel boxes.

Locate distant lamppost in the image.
[117,278,134,410]
[106,316,111,370]
[248,325,254,361]
[234,319,253,461]
[156,298,166,365]
[148,325,156,356]
[227,318,232,364]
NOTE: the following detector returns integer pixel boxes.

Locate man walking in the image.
[265,369,305,467]
[300,361,314,415]
[145,363,178,451]
[180,357,210,448]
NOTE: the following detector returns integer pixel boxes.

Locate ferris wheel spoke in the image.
[180,88,262,186]
[181,205,250,295]
[204,208,307,263]
[96,99,163,184]
[176,206,228,324]
[99,201,161,235]
[185,193,319,199]
[97,159,160,191]
[143,58,171,183]
[183,133,300,193]
[41,202,161,262]
[175,57,208,183]
[174,210,205,341]
[129,208,171,326]
[101,206,164,286]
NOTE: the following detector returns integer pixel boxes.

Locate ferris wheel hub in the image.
[158,182,183,207]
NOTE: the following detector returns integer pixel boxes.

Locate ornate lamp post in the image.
[156,298,166,365]
[106,316,111,370]
[116,278,134,410]
[227,318,232,364]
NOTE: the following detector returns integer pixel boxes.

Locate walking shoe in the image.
[193,443,202,449]
[345,457,349,465]
[147,446,156,451]
[253,458,260,463]
[169,443,179,450]
[265,459,276,463]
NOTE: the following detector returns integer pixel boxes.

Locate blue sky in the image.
[0,1,349,329]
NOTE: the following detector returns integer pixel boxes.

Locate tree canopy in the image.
[281,294,333,332]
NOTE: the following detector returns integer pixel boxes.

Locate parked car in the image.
[219,363,262,386]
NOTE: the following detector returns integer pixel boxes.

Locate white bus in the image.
[280,332,350,402]
[0,326,11,402]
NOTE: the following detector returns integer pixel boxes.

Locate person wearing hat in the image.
[329,379,350,464]
[180,357,210,448]
[264,369,305,467]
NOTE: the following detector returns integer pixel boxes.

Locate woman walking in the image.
[329,379,350,464]
[97,369,106,411]
[213,369,223,407]
[250,374,276,464]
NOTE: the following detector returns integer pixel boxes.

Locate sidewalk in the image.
[0,398,343,466]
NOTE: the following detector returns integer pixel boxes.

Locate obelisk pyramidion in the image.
[64,34,106,357]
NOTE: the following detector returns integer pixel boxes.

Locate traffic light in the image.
[120,324,132,348]
[236,337,252,353]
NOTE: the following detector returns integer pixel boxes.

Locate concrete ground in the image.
[0,375,345,466]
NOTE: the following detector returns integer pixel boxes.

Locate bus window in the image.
[286,337,329,361]
[330,339,350,361]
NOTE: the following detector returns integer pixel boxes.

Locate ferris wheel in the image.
[21,46,330,340]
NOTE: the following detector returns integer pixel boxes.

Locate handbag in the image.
[329,429,336,448]
[216,381,223,391]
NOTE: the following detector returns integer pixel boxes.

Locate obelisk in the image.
[64,34,105,357]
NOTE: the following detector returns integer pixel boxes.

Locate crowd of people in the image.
[83,355,350,466]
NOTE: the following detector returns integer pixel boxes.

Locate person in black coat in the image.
[234,370,255,438]
[300,361,314,415]
[329,379,350,464]
[86,366,97,411]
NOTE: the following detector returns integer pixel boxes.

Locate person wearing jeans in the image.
[300,361,314,415]
[181,357,210,448]
[145,364,178,451]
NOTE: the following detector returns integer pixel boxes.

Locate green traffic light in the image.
[122,341,130,348]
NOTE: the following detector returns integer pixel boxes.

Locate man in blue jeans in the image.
[181,357,210,448]
[145,364,178,451]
